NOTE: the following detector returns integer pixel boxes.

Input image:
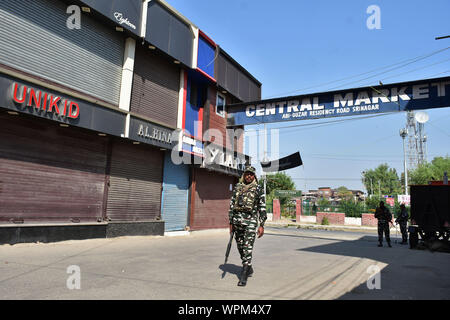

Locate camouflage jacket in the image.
[395,208,409,223]
[375,207,392,223]
[228,181,267,227]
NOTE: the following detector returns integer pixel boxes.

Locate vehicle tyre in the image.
[409,227,419,249]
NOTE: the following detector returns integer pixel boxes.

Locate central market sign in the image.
[226,76,450,126]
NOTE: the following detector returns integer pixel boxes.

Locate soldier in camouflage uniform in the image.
[374,201,393,247]
[228,165,267,287]
[395,204,409,244]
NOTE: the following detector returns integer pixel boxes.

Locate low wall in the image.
[0,220,165,245]
[316,212,345,225]
[299,215,316,223]
[362,214,378,227]
[344,217,362,226]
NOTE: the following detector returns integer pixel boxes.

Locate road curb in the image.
[265,221,398,233]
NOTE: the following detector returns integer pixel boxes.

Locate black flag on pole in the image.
[260,152,303,172]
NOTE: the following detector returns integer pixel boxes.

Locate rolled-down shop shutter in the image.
[0,0,124,105]
[0,114,108,223]
[130,46,180,128]
[191,168,236,230]
[106,141,164,221]
[161,152,190,231]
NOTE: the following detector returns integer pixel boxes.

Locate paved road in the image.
[0,227,449,300]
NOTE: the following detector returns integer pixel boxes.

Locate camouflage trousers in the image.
[378,222,390,243]
[232,217,258,266]
[399,221,408,242]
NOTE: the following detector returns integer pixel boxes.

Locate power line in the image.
[326,47,450,91]
[428,122,450,138]
[263,47,450,98]
[424,69,450,78]
[379,57,450,81]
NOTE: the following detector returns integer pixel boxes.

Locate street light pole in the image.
[400,128,408,195]
[362,171,373,199]
[362,171,373,198]
[369,178,373,198]
[378,180,381,198]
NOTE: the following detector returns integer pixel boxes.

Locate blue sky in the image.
[166,0,450,193]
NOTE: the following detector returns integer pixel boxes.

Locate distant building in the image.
[301,187,366,205]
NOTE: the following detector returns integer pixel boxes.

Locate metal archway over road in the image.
[226,76,450,127]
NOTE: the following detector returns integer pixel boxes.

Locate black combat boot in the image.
[247,266,254,277]
[387,242,392,247]
[378,242,383,247]
[238,265,250,286]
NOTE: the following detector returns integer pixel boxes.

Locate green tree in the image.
[336,186,353,200]
[260,172,295,195]
[339,199,365,217]
[365,196,381,212]
[362,164,402,197]
[409,156,450,185]
[316,197,330,211]
[259,172,296,214]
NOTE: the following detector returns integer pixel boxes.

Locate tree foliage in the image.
[260,172,295,195]
[409,156,450,185]
[335,186,353,200]
[259,172,296,212]
[339,199,366,217]
[362,164,402,197]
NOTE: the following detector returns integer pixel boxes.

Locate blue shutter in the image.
[161,152,190,231]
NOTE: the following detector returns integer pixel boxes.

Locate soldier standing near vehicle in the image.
[375,201,392,247]
[396,204,409,244]
[228,165,267,287]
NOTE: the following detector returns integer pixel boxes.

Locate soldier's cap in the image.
[244,166,256,175]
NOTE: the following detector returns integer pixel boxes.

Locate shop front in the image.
[0,74,173,243]
[189,143,249,230]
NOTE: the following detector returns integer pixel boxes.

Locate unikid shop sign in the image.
[0,74,126,137]
[11,83,80,119]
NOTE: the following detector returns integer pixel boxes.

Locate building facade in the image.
[0,0,260,243]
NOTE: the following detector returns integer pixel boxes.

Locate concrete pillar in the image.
[273,199,280,221]
[296,199,302,222]
[118,37,136,139]
[119,37,136,113]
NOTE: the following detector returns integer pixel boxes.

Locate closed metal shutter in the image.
[161,152,189,231]
[0,114,108,223]
[106,141,163,221]
[0,0,124,105]
[130,45,180,128]
[191,168,236,230]
[146,1,193,67]
[215,51,261,103]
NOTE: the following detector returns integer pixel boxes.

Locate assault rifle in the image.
[224,230,234,265]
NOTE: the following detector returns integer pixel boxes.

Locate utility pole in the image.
[378,180,381,198]
[263,124,267,202]
[400,128,408,195]
[362,171,373,198]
